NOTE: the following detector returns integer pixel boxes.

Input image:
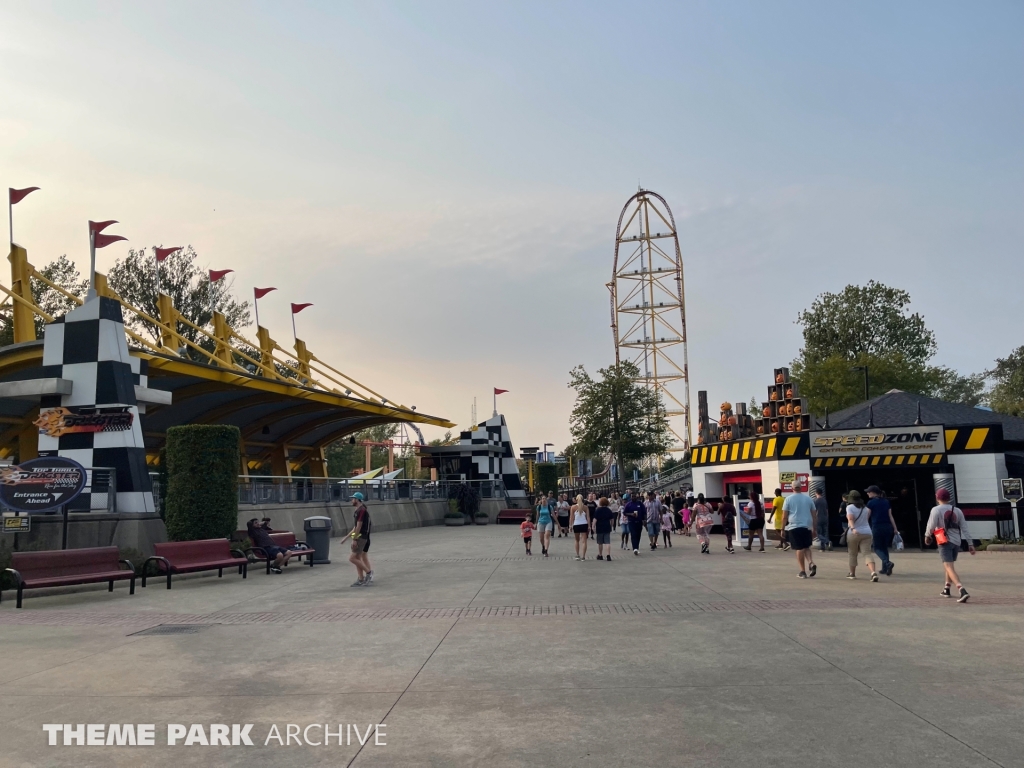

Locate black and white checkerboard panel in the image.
[39,297,154,513]
[460,414,525,497]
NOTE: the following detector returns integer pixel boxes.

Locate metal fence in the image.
[236,477,507,506]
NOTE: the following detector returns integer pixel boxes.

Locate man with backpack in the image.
[924,487,975,602]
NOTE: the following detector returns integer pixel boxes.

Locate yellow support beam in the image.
[8,245,36,342]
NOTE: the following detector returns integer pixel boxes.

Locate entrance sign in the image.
[810,425,944,459]
[2,512,30,533]
[0,457,87,512]
[1002,478,1023,503]
[34,406,133,438]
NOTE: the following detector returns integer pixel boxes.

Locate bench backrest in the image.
[154,539,232,564]
[11,547,121,579]
[269,532,298,547]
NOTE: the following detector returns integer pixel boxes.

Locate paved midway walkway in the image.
[2,526,1022,767]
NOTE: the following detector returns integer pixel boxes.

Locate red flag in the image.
[291,302,313,314]
[154,246,182,262]
[254,287,277,300]
[89,220,118,234]
[209,269,234,282]
[93,233,127,249]
[494,388,509,395]
[9,187,39,205]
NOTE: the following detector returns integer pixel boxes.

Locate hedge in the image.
[164,425,240,541]
[534,463,559,496]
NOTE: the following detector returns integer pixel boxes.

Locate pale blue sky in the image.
[2,1,1021,451]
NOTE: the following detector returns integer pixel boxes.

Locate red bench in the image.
[142,539,247,589]
[249,531,316,574]
[3,547,136,609]
[497,508,531,524]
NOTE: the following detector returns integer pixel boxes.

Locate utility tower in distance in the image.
[608,189,691,454]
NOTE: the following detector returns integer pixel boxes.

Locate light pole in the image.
[851,365,869,402]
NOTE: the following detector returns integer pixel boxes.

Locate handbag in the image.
[893,532,904,552]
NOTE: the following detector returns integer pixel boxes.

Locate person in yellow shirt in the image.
[768,488,788,550]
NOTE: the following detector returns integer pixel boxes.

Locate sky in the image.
[2,1,1022,454]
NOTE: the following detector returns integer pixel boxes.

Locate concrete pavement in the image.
[1,525,1021,767]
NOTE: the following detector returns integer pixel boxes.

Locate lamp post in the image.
[851,365,870,402]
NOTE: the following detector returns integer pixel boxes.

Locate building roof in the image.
[822,390,1024,442]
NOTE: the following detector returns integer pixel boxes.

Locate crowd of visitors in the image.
[508,480,975,600]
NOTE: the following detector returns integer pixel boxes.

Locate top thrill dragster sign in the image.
[810,425,945,458]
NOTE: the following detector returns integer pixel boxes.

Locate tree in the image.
[567,361,671,491]
[791,282,982,413]
[749,397,760,417]
[987,346,1024,417]
[106,246,250,358]
[0,254,89,345]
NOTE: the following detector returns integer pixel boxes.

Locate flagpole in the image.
[88,228,96,299]
[254,287,260,328]
[291,311,297,342]
[493,389,497,417]
[8,200,12,248]
[154,248,160,295]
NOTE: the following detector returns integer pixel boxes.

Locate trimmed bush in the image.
[164,425,240,541]
[157,446,168,519]
[535,463,559,496]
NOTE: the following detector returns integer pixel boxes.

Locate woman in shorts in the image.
[556,494,571,538]
[535,494,555,557]
[571,494,591,561]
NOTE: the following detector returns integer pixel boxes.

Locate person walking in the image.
[645,492,663,550]
[661,506,674,548]
[719,496,737,553]
[520,514,536,555]
[866,485,898,575]
[535,493,555,557]
[671,491,685,534]
[741,493,766,551]
[623,492,646,555]
[693,494,714,554]
[681,497,693,536]
[618,502,630,549]
[587,492,599,540]
[845,490,878,581]
[925,488,975,602]
[571,494,591,560]
[769,488,787,549]
[556,494,571,538]
[813,488,831,552]
[781,480,817,578]
[348,492,374,586]
[591,496,616,561]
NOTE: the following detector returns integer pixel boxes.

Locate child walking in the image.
[520,516,536,555]
[661,508,674,548]
[693,495,714,554]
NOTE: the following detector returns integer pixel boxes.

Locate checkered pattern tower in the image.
[461,413,526,499]
[38,296,155,513]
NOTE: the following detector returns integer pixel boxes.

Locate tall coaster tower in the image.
[609,189,691,454]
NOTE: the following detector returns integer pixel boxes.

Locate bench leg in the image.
[308,555,314,567]
[166,571,172,590]
[266,560,271,575]
[218,567,223,578]
[242,562,247,579]
[141,571,146,588]
[17,585,23,609]
[109,580,114,592]
[130,575,136,595]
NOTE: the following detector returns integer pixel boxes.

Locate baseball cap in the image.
[866,485,882,495]
[935,488,950,502]
[352,492,365,501]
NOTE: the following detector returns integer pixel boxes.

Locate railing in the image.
[236,477,506,506]
[639,465,692,493]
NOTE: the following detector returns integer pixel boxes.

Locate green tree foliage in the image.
[567,361,671,490]
[325,424,400,477]
[791,282,983,413]
[0,254,89,345]
[534,463,559,495]
[107,246,250,355]
[987,346,1024,417]
[164,425,240,541]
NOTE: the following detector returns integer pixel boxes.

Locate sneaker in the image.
[798,572,807,578]
[827,542,833,551]
[743,545,751,551]
[596,555,604,560]
[364,571,374,584]
[808,564,817,578]
[527,551,532,556]
[350,579,365,587]
[574,556,580,561]
[271,566,283,574]
[634,549,640,556]
[783,543,791,551]
[870,572,879,582]
[606,556,611,561]
[886,562,895,576]
[759,547,765,552]
[727,547,735,554]
[847,573,856,580]
[940,584,952,598]
[957,586,970,603]
[544,552,548,558]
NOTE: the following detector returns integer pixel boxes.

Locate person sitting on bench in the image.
[247,518,292,573]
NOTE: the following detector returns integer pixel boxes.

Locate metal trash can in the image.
[303,515,333,564]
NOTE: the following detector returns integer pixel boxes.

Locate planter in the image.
[474,515,489,525]
[444,517,464,527]
[983,544,1024,552]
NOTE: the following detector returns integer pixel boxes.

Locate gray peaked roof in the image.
[820,390,1024,442]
